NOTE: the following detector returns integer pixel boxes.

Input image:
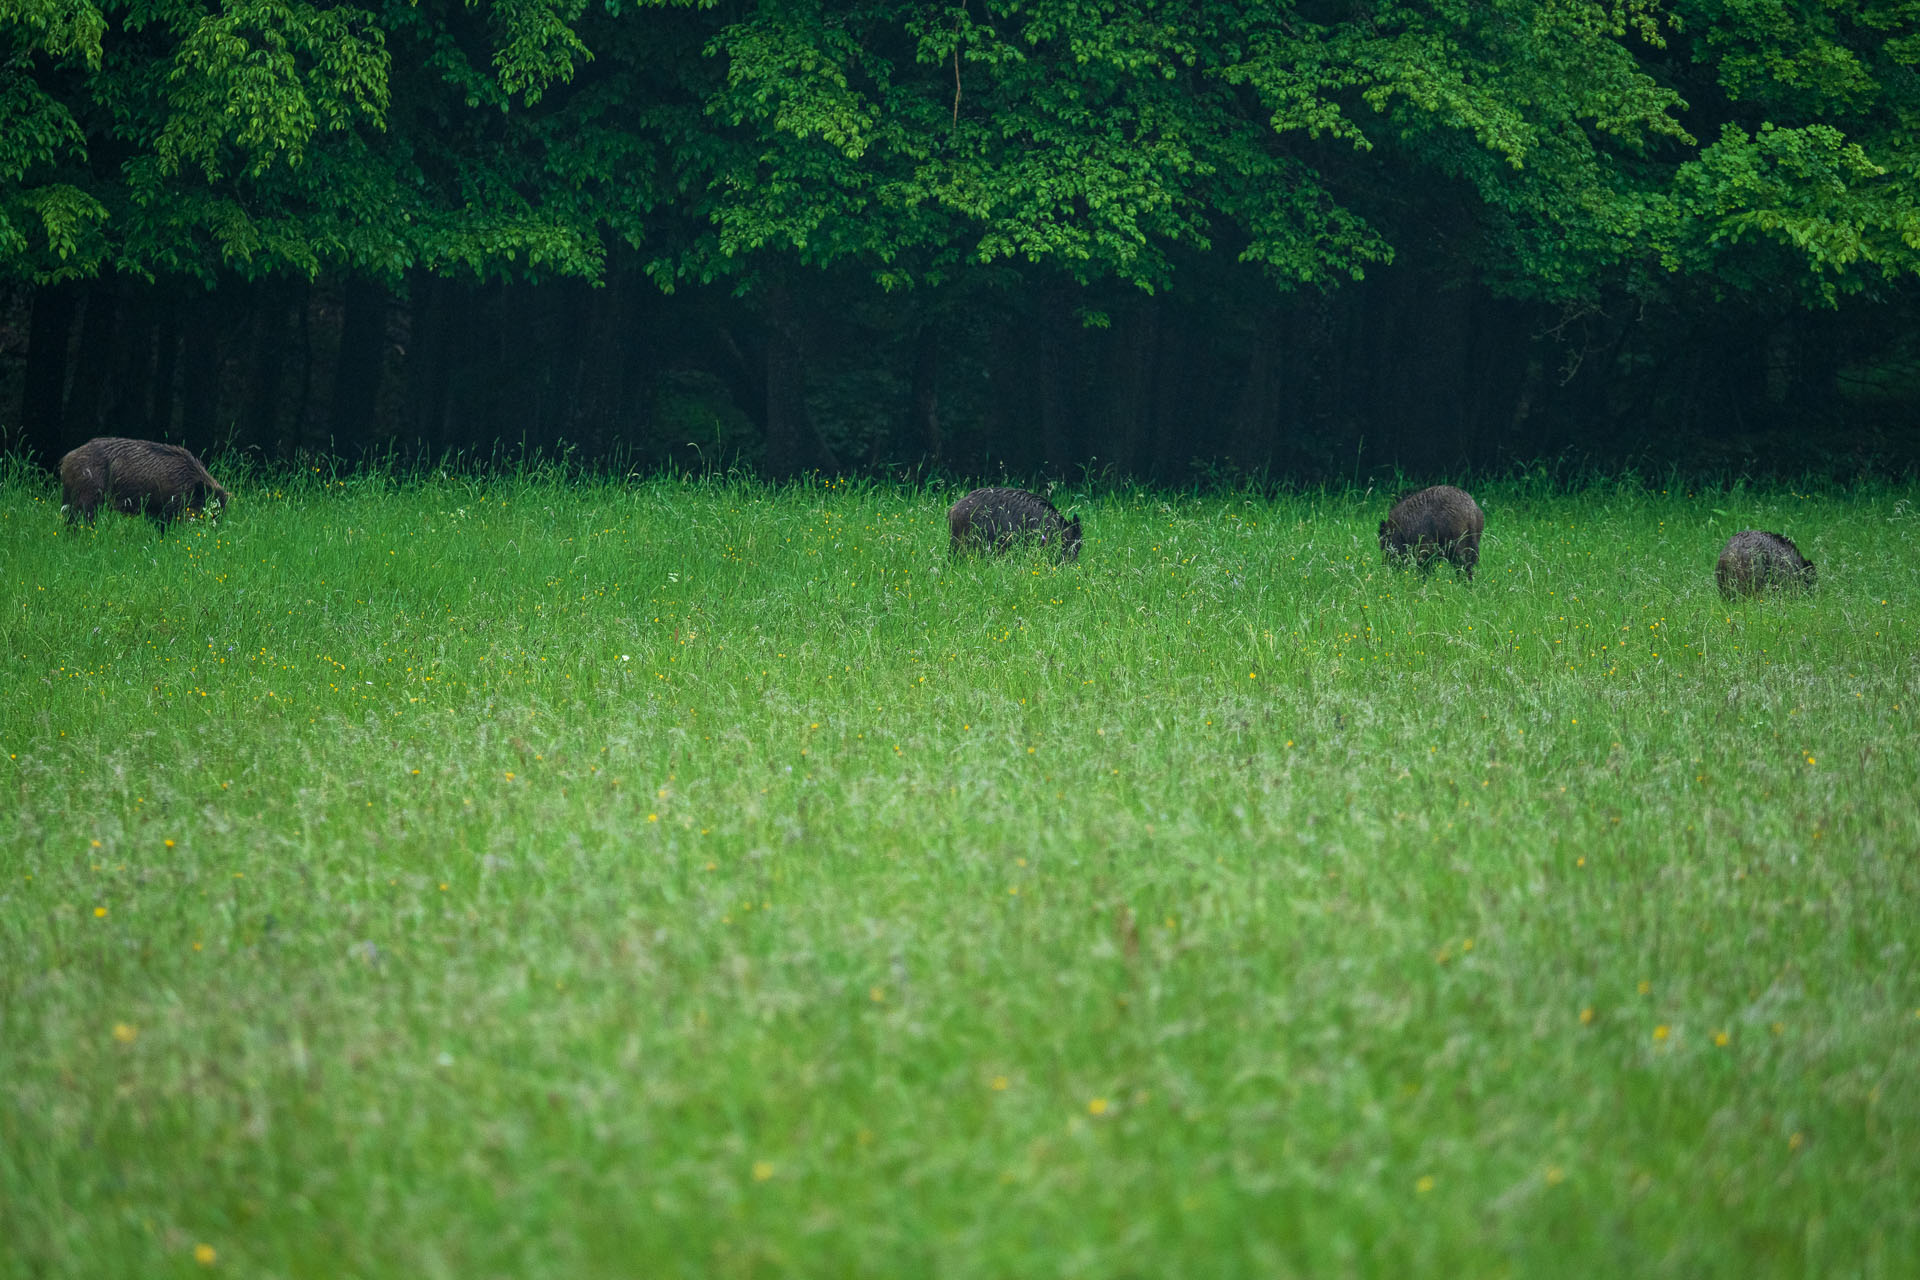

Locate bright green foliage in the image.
[1660,0,1920,301]
[485,0,592,105]
[2,472,1917,1275]
[2,1,1917,306]
[0,0,108,270]
[150,0,389,181]
[1,0,104,57]
[1669,123,1907,288]
[1226,0,1694,287]
[678,1,1470,290]
[625,0,1920,302]
[0,0,621,281]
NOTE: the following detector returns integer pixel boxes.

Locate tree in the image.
[5,1,1916,474]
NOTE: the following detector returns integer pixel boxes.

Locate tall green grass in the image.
[2,469,1916,1277]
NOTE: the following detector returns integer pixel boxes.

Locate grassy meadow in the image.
[2,466,1917,1278]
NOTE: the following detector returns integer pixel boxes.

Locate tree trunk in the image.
[242,283,291,456]
[763,311,808,478]
[105,285,158,435]
[179,290,224,450]
[444,281,500,457]
[984,315,1035,477]
[902,322,941,467]
[1227,310,1284,471]
[1150,321,1196,483]
[1764,322,1794,406]
[1462,298,1517,464]
[148,299,181,440]
[1109,297,1158,476]
[1417,281,1474,468]
[63,278,123,442]
[288,279,323,456]
[1037,297,1074,477]
[333,276,388,456]
[760,283,837,479]
[525,280,567,454]
[570,270,631,457]
[1366,271,1414,467]
[404,272,453,458]
[19,283,78,470]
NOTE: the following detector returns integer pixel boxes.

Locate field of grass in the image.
[2,467,1916,1278]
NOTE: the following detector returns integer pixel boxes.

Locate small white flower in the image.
[620,655,630,661]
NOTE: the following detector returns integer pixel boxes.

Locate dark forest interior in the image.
[6,266,1914,484]
[6,1,1918,483]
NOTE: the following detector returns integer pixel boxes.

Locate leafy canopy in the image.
[0,0,1913,304]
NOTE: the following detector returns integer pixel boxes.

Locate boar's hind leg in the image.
[1458,534,1480,581]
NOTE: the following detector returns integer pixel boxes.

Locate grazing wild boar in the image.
[948,487,1082,563]
[1716,530,1815,598]
[1379,484,1484,580]
[60,437,230,530]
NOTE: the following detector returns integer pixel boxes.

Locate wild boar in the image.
[948,487,1082,563]
[59,437,230,530]
[1716,530,1815,598]
[1379,484,1484,580]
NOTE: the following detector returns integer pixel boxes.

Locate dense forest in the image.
[3,0,1917,481]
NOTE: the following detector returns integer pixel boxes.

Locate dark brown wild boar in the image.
[1379,484,1484,580]
[948,487,1082,563]
[60,437,230,530]
[1716,530,1815,598]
